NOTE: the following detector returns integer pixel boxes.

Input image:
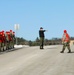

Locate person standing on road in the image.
[39,27,46,49]
[60,30,71,53]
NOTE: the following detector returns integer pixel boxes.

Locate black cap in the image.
[40,27,43,29]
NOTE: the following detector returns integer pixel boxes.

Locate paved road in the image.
[0,45,74,75]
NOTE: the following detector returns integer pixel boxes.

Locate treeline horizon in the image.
[15,37,74,46]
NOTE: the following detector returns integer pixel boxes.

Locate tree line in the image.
[15,37,74,46]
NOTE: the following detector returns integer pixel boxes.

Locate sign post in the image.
[14,24,19,45]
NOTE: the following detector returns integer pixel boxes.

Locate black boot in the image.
[40,46,43,49]
[60,51,64,53]
[67,50,71,53]
[60,48,65,53]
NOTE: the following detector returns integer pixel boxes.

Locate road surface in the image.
[0,45,74,75]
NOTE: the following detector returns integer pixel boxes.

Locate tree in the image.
[35,37,40,42]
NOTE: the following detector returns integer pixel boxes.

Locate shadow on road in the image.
[70,51,74,53]
[0,47,24,55]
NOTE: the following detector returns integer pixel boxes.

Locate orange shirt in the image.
[62,33,70,42]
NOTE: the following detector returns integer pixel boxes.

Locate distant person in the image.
[60,30,71,53]
[39,27,46,49]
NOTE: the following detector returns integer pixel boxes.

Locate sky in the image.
[0,0,74,41]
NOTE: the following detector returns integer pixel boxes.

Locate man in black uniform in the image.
[39,27,46,49]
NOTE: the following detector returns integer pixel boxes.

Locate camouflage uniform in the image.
[62,42,71,53]
[60,30,71,53]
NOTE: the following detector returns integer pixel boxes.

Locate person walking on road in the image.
[39,27,46,49]
[60,30,71,53]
